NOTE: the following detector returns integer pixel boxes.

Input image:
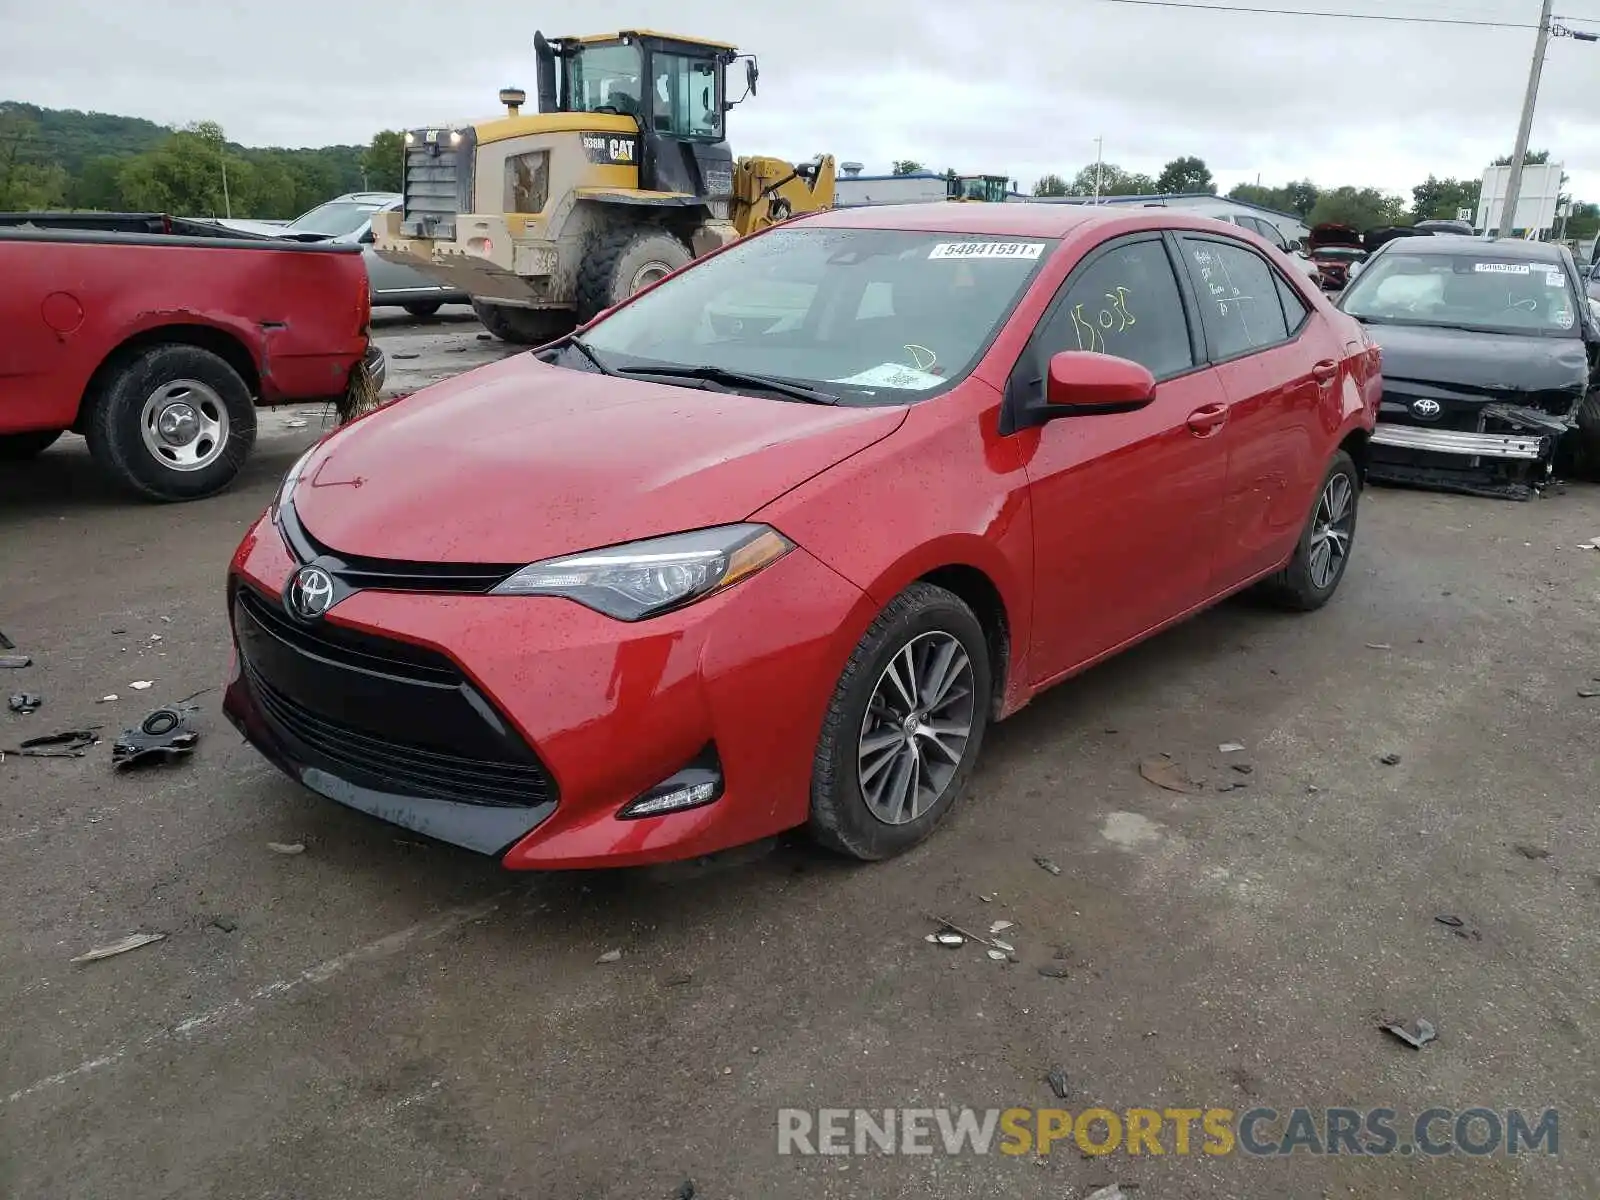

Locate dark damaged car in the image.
[1337,236,1600,498]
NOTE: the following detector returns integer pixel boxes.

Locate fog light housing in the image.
[618,746,723,819]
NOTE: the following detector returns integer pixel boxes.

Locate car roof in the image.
[799,202,1257,241]
[1383,235,1565,262]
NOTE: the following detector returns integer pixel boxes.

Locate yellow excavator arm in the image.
[730,155,836,236]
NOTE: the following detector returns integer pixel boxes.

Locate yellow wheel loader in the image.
[372,30,836,343]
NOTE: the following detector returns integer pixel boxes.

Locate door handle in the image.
[1311,359,1339,383]
[1186,403,1229,436]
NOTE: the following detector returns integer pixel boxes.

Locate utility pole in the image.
[1498,0,1553,239]
[1093,136,1103,205]
[220,156,232,219]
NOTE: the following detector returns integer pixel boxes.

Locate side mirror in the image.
[1031,351,1156,421]
[746,59,759,97]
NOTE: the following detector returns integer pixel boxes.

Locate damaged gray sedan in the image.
[1338,236,1600,499]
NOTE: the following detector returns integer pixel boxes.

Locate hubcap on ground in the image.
[139,380,229,472]
[628,261,673,293]
[1309,472,1354,589]
[857,631,976,825]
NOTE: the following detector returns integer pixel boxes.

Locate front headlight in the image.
[490,524,794,620]
[269,445,318,519]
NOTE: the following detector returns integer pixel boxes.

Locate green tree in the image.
[0,111,69,209]
[891,160,924,176]
[1282,180,1320,220]
[1032,173,1069,197]
[1411,175,1481,223]
[1154,155,1215,195]
[1227,179,1319,219]
[1308,186,1410,231]
[1492,149,1550,165]
[117,121,255,216]
[1067,162,1155,197]
[1564,201,1598,243]
[361,130,405,192]
[66,154,130,209]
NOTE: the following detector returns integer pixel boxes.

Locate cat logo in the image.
[582,133,638,165]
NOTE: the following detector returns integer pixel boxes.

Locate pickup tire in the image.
[575,227,691,323]
[1576,391,1600,458]
[402,301,442,317]
[0,430,64,460]
[85,344,257,502]
[471,300,572,346]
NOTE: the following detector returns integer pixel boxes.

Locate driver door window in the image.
[650,54,723,139]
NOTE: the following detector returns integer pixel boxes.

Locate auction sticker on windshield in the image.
[830,363,945,389]
[1473,262,1532,275]
[929,242,1045,261]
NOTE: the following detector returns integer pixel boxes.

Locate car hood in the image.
[1367,321,1589,400]
[292,354,908,563]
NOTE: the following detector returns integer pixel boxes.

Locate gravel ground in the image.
[1,312,1597,1199]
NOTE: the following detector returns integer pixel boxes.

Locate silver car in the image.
[221,193,467,316]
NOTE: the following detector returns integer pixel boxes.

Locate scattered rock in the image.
[1231,763,1254,775]
[1514,844,1551,860]
[1037,964,1071,979]
[1033,855,1062,876]
[129,680,153,691]
[596,949,623,964]
[989,920,1014,935]
[1365,642,1392,650]
[935,932,965,948]
[987,949,1009,961]
[1045,1067,1070,1099]
[674,1181,696,1199]
[97,694,118,703]
[1381,1017,1436,1050]
[8,693,41,714]
[1139,756,1201,794]
[209,916,239,933]
[1218,742,1245,754]
[1378,753,1402,766]
[1085,1186,1128,1200]
[267,842,305,855]
[71,932,166,963]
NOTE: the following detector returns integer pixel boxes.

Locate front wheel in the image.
[810,583,992,861]
[402,300,442,318]
[0,430,64,460]
[84,344,257,502]
[575,227,692,323]
[1259,449,1360,611]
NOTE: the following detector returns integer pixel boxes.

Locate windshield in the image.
[1340,250,1579,336]
[956,178,1008,202]
[566,43,645,115]
[285,201,382,238]
[577,226,1055,403]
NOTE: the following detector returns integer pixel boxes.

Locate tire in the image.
[1576,390,1600,458]
[471,300,573,346]
[0,429,64,460]
[402,300,442,318]
[1259,449,1360,611]
[575,227,692,323]
[84,343,257,503]
[810,583,993,861]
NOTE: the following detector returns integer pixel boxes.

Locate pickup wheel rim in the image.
[1309,471,1354,589]
[139,379,229,472]
[857,631,976,825]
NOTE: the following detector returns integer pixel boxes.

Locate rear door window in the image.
[1180,236,1291,358]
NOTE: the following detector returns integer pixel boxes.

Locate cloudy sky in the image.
[5,0,1598,202]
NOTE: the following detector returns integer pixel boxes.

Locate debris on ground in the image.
[1084,1186,1127,1200]
[1,729,99,760]
[0,654,31,669]
[8,693,41,714]
[284,418,309,429]
[129,680,153,690]
[208,916,239,933]
[1139,755,1201,794]
[1579,687,1600,699]
[1231,763,1254,775]
[987,949,1009,961]
[0,627,13,650]
[1514,844,1551,860]
[476,332,492,341]
[933,932,965,948]
[71,932,167,964]
[1037,964,1071,979]
[1218,742,1246,754]
[1045,1067,1070,1099]
[1381,1017,1437,1050]
[1034,855,1062,875]
[1365,642,1393,650]
[990,920,1014,934]
[929,915,1013,951]
[664,971,694,987]
[1378,753,1403,766]
[673,1181,696,1200]
[392,351,421,360]
[596,949,623,964]
[112,706,200,769]
[267,843,306,857]
[1435,915,1464,928]
[97,694,118,703]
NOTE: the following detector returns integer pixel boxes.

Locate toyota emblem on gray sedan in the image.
[1410,398,1442,419]
[288,565,336,619]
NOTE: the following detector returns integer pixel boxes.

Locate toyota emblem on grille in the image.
[288,565,336,619]
[1410,398,1442,419]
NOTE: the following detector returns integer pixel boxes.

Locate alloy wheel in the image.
[1309,472,1355,589]
[856,631,977,825]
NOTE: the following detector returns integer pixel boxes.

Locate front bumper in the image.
[1367,401,1570,499]
[223,507,874,868]
[1370,423,1547,460]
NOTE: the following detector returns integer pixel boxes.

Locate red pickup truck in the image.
[0,213,385,501]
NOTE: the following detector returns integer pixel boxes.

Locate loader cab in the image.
[948,175,1012,203]
[536,30,741,202]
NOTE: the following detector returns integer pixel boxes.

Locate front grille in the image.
[279,501,516,595]
[232,584,556,809]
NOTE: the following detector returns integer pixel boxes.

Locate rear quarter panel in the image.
[0,235,370,434]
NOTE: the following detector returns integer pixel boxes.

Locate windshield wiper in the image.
[560,335,622,376]
[614,364,840,405]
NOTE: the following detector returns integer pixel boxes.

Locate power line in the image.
[1092,0,1542,26]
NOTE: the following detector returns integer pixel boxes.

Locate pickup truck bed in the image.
[0,213,384,502]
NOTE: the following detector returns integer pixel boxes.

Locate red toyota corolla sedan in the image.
[224,204,1380,869]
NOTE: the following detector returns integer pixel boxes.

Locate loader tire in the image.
[471,300,573,346]
[575,227,691,323]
